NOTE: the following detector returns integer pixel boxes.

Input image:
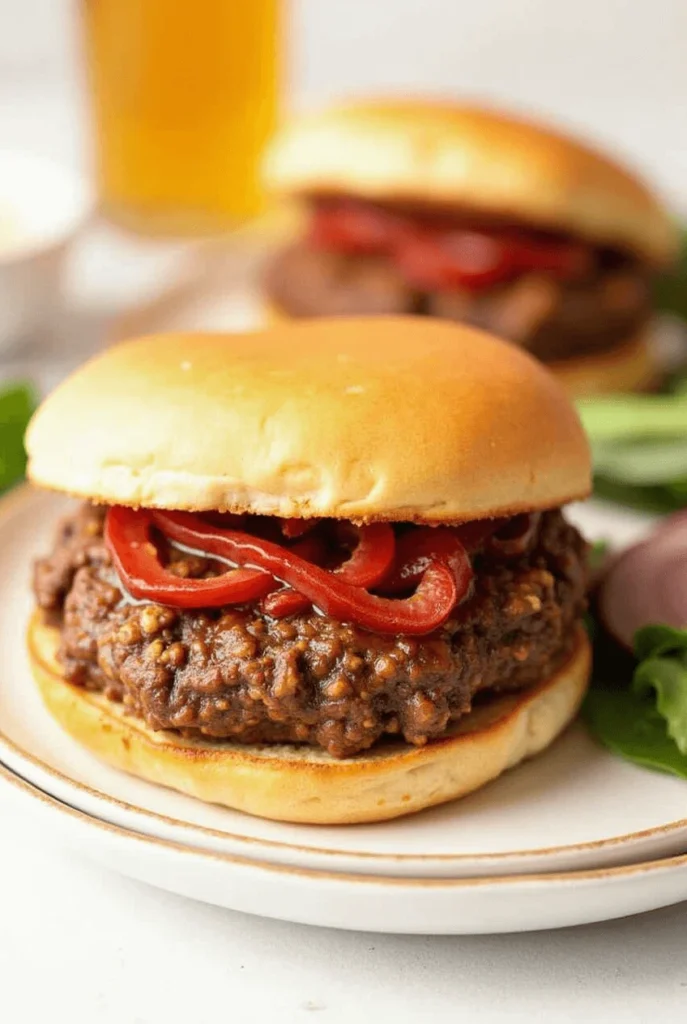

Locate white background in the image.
[1,3,687,1021]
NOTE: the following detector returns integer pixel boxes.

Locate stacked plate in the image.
[2,486,687,934]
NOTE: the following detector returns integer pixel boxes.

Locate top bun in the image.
[26,317,590,523]
[264,98,677,265]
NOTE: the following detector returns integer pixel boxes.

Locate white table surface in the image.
[2,78,687,1024]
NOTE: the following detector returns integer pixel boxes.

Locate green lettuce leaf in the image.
[633,624,687,661]
[584,622,687,777]
[633,656,687,755]
[591,475,687,514]
[592,437,687,485]
[584,687,687,779]
[577,395,687,442]
[576,387,687,512]
[654,228,687,320]
[0,382,36,492]
[632,625,687,755]
[589,539,609,572]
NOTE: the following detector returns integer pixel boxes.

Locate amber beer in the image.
[82,0,280,234]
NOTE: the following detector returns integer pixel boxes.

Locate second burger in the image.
[263,99,677,394]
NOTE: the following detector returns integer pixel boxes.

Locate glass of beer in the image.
[81,0,281,235]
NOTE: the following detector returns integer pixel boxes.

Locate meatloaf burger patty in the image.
[34,504,587,759]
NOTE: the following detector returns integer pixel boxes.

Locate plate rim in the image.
[7,483,687,868]
[5,756,687,890]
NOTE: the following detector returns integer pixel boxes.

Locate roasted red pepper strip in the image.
[105,507,274,608]
[332,522,397,586]
[309,201,403,255]
[396,229,515,291]
[263,522,396,618]
[309,199,590,290]
[380,522,503,595]
[151,511,470,635]
[260,587,309,618]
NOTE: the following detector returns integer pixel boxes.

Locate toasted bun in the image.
[552,328,657,396]
[26,318,590,523]
[28,613,590,824]
[264,99,677,265]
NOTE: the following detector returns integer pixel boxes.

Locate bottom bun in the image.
[28,612,591,825]
[546,329,656,396]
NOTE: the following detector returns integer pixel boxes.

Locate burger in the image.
[263,99,677,394]
[26,317,591,824]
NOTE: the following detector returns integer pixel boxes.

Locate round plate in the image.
[3,487,687,878]
[4,759,687,934]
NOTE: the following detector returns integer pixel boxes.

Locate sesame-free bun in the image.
[26,318,590,523]
[264,99,677,265]
[28,613,590,824]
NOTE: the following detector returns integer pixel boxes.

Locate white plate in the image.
[4,487,687,878]
[3,759,687,935]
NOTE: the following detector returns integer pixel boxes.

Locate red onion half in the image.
[598,511,687,651]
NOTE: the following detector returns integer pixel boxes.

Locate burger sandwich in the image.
[27,316,591,824]
[263,99,677,395]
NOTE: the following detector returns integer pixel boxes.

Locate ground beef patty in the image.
[33,505,587,759]
[266,241,650,363]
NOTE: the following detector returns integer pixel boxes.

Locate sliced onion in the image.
[598,513,687,651]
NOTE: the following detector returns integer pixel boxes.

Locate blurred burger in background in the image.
[263,99,677,394]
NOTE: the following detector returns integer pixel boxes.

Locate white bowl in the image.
[0,151,92,349]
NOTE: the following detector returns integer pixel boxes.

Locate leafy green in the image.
[589,539,609,572]
[584,623,687,778]
[577,386,687,512]
[654,228,687,320]
[591,475,687,514]
[632,626,687,755]
[634,656,687,754]
[577,395,687,442]
[592,437,687,485]
[584,687,687,778]
[633,624,687,661]
[0,382,36,492]
[667,477,687,502]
